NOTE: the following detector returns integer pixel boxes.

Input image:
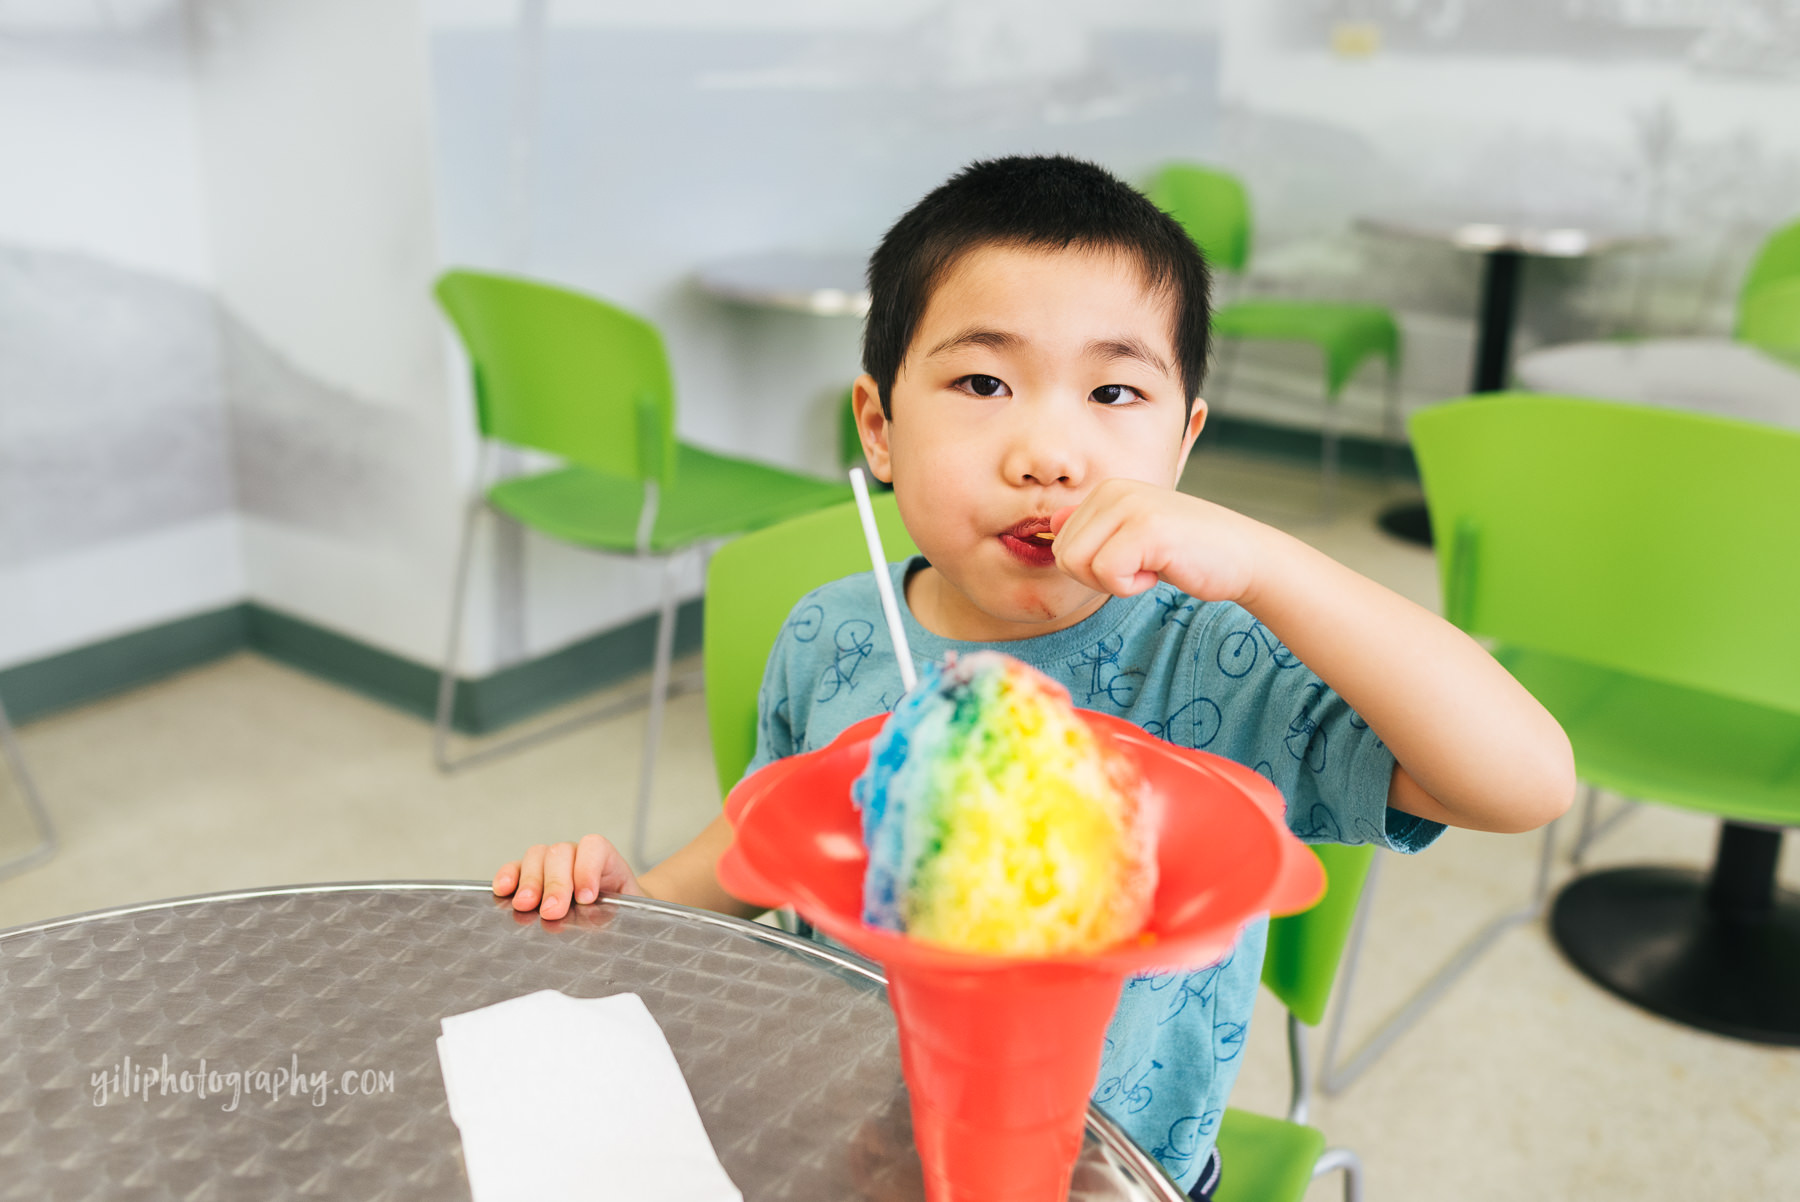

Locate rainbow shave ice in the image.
[853,651,1158,955]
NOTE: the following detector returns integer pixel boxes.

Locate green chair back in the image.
[1737,276,1800,358]
[1261,843,1375,1027]
[838,387,864,470]
[1146,163,1253,275]
[434,269,678,486]
[1410,394,1800,719]
[1739,218,1800,315]
[704,495,918,797]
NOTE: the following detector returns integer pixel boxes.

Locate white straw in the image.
[848,468,917,693]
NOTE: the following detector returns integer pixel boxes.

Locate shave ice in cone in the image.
[718,651,1324,1202]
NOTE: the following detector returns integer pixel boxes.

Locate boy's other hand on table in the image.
[493,834,647,920]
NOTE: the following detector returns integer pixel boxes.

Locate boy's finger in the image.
[539,842,577,920]
[573,834,607,905]
[513,844,548,912]
[492,861,521,897]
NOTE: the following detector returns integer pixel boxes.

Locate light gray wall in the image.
[4,0,1795,677]
[0,2,242,668]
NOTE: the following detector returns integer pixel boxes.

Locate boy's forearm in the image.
[638,809,767,920]
[1239,524,1575,833]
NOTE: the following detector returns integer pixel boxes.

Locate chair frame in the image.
[1279,1012,1365,1201]
[1205,277,1404,520]
[432,440,701,867]
[1316,808,1564,1093]
[0,692,56,884]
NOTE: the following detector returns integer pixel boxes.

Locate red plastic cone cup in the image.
[718,712,1324,1202]
[887,959,1124,1202]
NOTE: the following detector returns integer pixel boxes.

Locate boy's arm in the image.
[639,811,766,918]
[1053,481,1576,835]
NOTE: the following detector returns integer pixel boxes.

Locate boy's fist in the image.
[492,834,647,920]
[1051,479,1261,605]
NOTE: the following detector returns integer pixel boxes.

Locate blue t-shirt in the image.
[746,557,1445,1190]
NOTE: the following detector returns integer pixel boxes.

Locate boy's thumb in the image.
[1049,506,1077,536]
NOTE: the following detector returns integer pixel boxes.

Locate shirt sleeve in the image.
[1199,612,1445,855]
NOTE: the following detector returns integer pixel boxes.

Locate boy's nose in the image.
[1002,419,1083,488]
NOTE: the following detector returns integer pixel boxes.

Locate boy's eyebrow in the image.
[1085,336,1172,376]
[922,327,1023,359]
[922,328,1172,376]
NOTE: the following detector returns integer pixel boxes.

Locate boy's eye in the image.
[1092,384,1145,406]
[956,374,1010,398]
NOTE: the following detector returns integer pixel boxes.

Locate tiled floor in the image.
[1,445,1795,1201]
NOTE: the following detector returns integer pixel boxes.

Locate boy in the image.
[494,156,1574,1197]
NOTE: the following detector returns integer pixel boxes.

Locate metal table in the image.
[696,252,872,317]
[0,883,1181,1201]
[1355,217,1663,546]
[1515,337,1800,431]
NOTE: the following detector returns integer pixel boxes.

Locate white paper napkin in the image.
[437,990,742,1202]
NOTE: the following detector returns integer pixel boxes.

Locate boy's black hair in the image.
[863,155,1211,418]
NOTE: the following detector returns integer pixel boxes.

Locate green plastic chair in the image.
[1736,218,1800,322]
[838,387,865,472]
[706,498,1371,1197]
[1737,276,1800,365]
[432,269,849,864]
[1147,163,1402,512]
[1214,841,1374,1202]
[704,494,916,796]
[1410,393,1800,1044]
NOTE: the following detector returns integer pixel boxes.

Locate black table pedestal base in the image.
[1550,823,1800,1046]
[1376,501,1432,546]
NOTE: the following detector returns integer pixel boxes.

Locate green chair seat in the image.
[1498,647,1800,829]
[1214,300,1400,398]
[488,445,849,554]
[1213,1108,1329,1202]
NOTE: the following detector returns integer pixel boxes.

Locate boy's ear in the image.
[852,374,893,483]
[1175,397,1208,478]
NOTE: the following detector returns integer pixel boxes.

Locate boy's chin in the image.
[985,581,1107,630]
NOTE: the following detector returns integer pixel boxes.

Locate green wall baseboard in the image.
[0,599,704,736]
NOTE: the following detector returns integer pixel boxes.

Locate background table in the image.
[0,883,1182,1201]
[1356,217,1663,546]
[1516,337,1800,431]
[696,252,872,317]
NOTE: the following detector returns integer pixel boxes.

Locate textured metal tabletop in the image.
[0,883,1182,1201]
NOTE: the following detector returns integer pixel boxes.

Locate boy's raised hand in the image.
[493,834,647,920]
[1051,479,1263,606]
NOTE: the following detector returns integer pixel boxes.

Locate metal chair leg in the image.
[1312,1147,1364,1202]
[1568,783,1637,868]
[1320,397,1340,520]
[0,694,56,884]
[1380,354,1403,482]
[433,501,700,776]
[629,556,681,867]
[1320,815,1565,1094]
[1210,336,1241,410]
[433,497,484,772]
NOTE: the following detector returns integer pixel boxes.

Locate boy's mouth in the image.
[999,518,1057,567]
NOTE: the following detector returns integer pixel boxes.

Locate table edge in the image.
[0,879,1185,1199]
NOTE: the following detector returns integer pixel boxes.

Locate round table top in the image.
[1356,216,1664,258]
[1515,337,1800,432]
[0,883,1181,1202]
[696,252,872,316]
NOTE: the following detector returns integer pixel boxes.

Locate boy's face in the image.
[854,243,1206,643]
